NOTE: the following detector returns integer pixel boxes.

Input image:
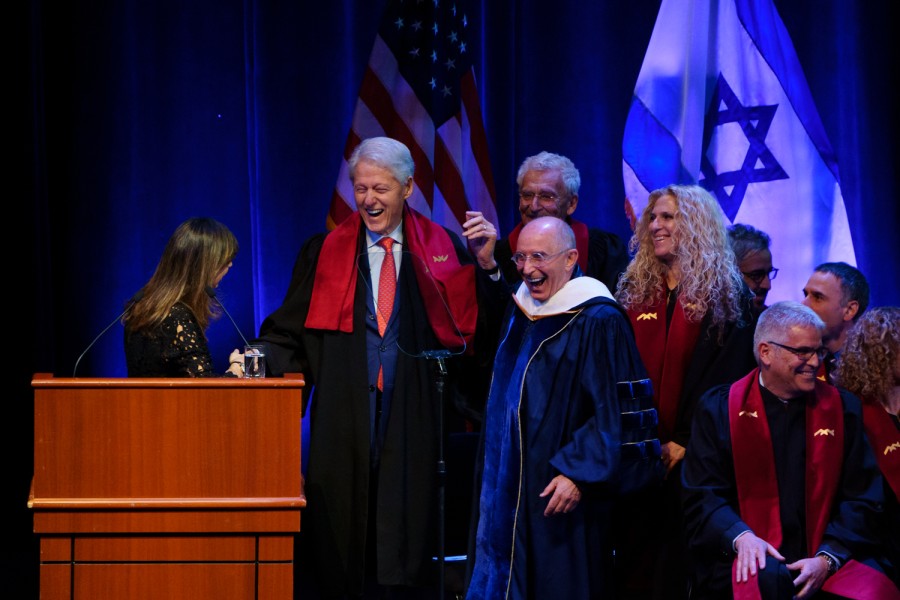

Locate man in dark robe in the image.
[466,217,663,599]
[682,301,898,599]
[255,137,504,599]
[492,151,629,292]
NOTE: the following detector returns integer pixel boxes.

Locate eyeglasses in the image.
[742,267,779,285]
[510,249,571,268]
[767,341,828,361]
[518,191,560,204]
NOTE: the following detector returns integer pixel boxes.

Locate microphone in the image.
[73,290,144,377]
[205,286,250,347]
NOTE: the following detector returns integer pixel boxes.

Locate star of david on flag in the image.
[328,0,498,238]
[622,0,856,305]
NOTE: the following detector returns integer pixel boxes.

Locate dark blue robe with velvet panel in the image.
[467,294,661,600]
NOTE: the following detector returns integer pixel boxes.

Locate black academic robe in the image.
[682,383,889,599]
[256,226,498,596]
[466,288,662,600]
[668,298,758,448]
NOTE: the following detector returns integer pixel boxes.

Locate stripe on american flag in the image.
[328,0,497,237]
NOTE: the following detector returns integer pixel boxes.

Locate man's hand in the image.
[660,441,686,476]
[539,474,582,516]
[462,210,498,271]
[786,556,830,599]
[733,531,784,583]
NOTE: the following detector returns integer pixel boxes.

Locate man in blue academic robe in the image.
[466,217,663,599]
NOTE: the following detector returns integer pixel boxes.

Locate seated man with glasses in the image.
[682,301,897,600]
[728,223,777,314]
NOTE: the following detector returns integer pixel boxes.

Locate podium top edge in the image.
[32,373,305,388]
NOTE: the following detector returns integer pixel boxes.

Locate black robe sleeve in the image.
[253,232,327,378]
[586,227,630,292]
[674,292,758,449]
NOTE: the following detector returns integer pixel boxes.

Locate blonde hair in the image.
[616,184,745,333]
[835,306,900,402]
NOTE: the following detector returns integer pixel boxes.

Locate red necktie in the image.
[376,237,396,390]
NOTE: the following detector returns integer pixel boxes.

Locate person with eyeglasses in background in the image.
[462,151,631,429]
[801,261,870,385]
[613,184,758,600]
[728,223,778,314]
[682,301,898,599]
[488,151,629,293]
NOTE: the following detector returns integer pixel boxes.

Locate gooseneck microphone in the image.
[205,286,250,347]
[73,290,145,377]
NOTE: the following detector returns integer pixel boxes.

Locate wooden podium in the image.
[29,373,306,600]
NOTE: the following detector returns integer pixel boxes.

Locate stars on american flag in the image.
[382,2,470,124]
[329,0,498,235]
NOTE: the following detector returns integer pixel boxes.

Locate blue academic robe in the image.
[467,283,662,600]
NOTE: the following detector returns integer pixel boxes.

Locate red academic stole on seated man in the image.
[305,203,477,352]
[862,399,900,500]
[728,370,899,600]
[627,295,701,441]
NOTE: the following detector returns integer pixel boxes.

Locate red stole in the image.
[862,399,900,500]
[728,371,899,600]
[506,217,590,275]
[305,204,477,352]
[627,295,701,441]
[816,360,828,382]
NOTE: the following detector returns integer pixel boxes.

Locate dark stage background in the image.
[14,1,898,596]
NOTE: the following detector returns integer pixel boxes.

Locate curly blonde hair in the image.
[615,184,745,333]
[835,306,900,403]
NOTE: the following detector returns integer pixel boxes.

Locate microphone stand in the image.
[383,252,463,599]
[422,349,450,600]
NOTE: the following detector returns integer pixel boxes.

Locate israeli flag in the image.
[623,0,856,304]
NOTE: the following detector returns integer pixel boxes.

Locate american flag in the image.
[328,0,498,236]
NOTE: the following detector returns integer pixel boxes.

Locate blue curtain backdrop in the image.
[14,0,898,595]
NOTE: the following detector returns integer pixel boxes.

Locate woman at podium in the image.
[123,217,245,377]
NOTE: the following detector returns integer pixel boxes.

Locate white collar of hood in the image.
[513,276,614,320]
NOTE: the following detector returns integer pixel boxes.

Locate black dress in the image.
[125,303,232,377]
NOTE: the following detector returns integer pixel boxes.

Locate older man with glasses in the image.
[682,301,897,600]
[484,151,629,293]
[465,216,662,600]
